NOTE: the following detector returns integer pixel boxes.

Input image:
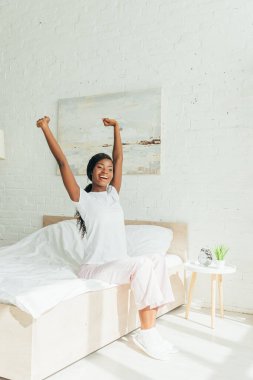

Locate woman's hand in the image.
[102,118,119,128]
[36,116,50,129]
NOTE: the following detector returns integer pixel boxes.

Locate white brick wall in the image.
[0,0,252,312]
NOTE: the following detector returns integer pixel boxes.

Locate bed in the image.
[0,216,187,380]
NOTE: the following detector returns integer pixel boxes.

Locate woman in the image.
[36,116,177,360]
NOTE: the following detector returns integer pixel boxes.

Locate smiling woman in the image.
[89,158,114,192]
[89,155,114,186]
[74,151,117,238]
[36,115,177,360]
[97,162,113,178]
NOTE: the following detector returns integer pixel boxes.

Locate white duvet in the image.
[0,220,116,318]
[0,220,182,318]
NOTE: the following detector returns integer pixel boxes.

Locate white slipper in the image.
[132,333,178,360]
[152,328,179,353]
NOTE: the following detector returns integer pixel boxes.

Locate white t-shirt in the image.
[72,185,129,265]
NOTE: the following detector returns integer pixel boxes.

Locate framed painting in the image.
[57,88,161,175]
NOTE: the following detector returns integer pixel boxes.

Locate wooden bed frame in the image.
[0,217,187,380]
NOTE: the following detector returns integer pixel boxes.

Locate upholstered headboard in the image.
[42,215,188,262]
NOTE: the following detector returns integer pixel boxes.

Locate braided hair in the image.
[75,152,113,238]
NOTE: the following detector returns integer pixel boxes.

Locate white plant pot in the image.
[216,260,225,268]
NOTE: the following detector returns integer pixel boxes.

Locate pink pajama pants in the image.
[78,253,175,310]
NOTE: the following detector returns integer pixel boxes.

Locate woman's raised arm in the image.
[36,116,80,201]
[102,118,123,193]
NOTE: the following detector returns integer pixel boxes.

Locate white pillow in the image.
[125,224,173,257]
[41,221,173,264]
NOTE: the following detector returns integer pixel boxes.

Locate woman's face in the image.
[92,159,113,186]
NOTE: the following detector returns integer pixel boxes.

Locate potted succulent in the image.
[213,245,229,267]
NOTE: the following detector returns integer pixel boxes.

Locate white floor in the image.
[1,305,253,380]
[44,306,253,380]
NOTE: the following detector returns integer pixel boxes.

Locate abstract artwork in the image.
[57,88,161,175]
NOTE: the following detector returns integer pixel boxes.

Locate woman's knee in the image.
[147,253,166,266]
[132,256,154,273]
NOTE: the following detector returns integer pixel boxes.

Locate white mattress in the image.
[0,220,182,318]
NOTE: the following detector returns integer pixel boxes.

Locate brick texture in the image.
[0,0,252,312]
